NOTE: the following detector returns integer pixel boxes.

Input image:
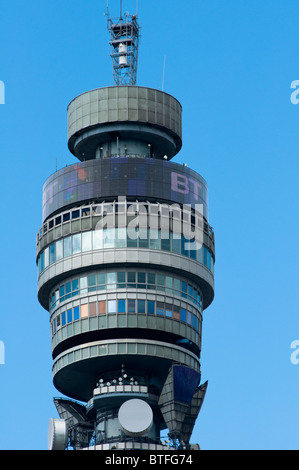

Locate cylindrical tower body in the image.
[38,86,215,450]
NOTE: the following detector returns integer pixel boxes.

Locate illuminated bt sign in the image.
[42,159,208,222]
[171,171,204,202]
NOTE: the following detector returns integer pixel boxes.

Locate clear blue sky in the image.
[0,0,299,450]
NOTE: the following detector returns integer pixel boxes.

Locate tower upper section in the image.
[40,5,215,450]
[67,86,182,161]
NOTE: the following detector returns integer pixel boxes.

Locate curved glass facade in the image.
[49,268,203,352]
[49,269,203,313]
[37,228,214,276]
[50,296,202,345]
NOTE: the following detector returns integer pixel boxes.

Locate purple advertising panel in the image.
[42,158,208,222]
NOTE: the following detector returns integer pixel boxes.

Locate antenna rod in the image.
[162,56,166,91]
[120,0,122,18]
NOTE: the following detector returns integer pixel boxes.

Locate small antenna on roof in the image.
[162,56,166,91]
[107,0,141,86]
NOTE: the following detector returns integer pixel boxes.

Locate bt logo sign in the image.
[171,171,203,201]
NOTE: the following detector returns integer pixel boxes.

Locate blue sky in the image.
[0,0,299,450]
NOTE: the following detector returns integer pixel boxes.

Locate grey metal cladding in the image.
[68,86,182,146]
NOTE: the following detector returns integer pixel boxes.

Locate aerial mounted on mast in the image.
[107,0,140,86]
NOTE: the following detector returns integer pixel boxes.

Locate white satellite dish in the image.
[118,399,153,437]
[47,418,68,450]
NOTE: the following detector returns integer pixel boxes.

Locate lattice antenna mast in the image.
[107,1,140,86]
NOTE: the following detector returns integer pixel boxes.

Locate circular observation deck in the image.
[67,86,182,161]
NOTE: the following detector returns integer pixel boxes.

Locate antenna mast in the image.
[107,0,140,86]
